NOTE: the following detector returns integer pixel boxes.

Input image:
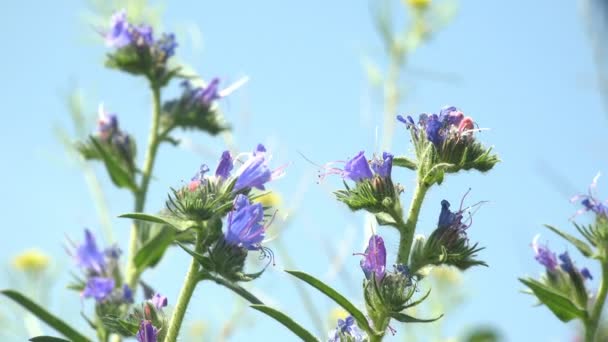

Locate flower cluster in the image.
[330,151,402,215]
[397,105,498,176]
[328,316,366,342]
[532,236,592,280]
[161,79,228,134]
[571,173,608,220]
[136,293,168,342]
[410,195,486,273]
[68,229,132,304]
[103,10,178,82]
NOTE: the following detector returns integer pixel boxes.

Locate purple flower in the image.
[558,252,593,280]
[82,277,115,302]
[328,316,366,342]
[359,235,386,281]
[531,235,558,271]
[425,114,443,146]
[438,200,466,231]
[343,151,373,182]
[195,78,221,106]
[75,229,106,274]
[97,105,119,140]
[370,152,393,179]
[188,164,210,191]
[215,151,233,179]
[571,173,608,219]
[104,10,132,48]
[105,245,122,259]
[225,194,267,250]
[151,293,168,309]
[439,106,464,126]
[233,144,284,192]
[133,25,154,46]
[136,320,158,342]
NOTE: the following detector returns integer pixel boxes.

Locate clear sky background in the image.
[1,0,608,341]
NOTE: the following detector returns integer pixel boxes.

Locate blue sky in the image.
[1,0,607,341]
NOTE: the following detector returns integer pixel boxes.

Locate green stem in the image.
[585,262,608,342]
[396,181,429,265]
[125,85,163,289]
[164,234,203,342]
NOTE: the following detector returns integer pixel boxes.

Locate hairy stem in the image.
[164,234,203,342]
[585,262,608,341]
[125,85,163,289]
[396,181,429,265]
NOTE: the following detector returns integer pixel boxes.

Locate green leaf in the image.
[202,272,264,304]
[30,337,72,342]
[90,137,136,191]
[286,270,374,335]
[177,242,214,269]
[390,312,443,323]
[400,288,432,310]
[134,227,176,270]
[374,212,398,227]
[1,290,90,342]
[119,213,197,232]
[250,305,318,342]
[519,278,587,322]
[544,224,594,257]
[393,156,417,170]
[100,315,140,336]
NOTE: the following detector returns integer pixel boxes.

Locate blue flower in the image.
[437,200,466,231]
[133,25,154,47]
[136,320,158,342]
[215,151,233,179]
[75,229,106,274]
[558,252,593,280]
[370,152,393,179]
[82,277,115,302]
[156,33,177,59]
[97,105,119,140]
[531,235,558,271]
[581,267,593,280]
[195,78,221,106]
[151,293,168,309]
[425,114,443,146]
[343,151,373,182]
[225,194,267,250]
[234,144,284,192]
[328,316,366,342]
[359,235,386,281]
[571,173,608,219]
[397,106,476,148]
[104,10,132,48]
[122,284,134,303]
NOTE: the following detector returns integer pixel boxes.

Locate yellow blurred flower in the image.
[404,0,431,10]
[188,320,207,339]
[328,307,349,325]
[12,249,50,273]
[430,266,462,285]
[254,191,282,208]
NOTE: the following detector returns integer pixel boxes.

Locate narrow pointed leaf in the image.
[401,288,432,310]
[134,227,176,270]
[119,213,196,232]
[90,137,136,191]
[393,156,417,170]
[177,242,214,269]
[519,278,587,322]
[30,337,72,342]
[390,312,443,323]
[544,224,593,257]
[286,270,374,335]
[202,272,263,304]
[1,290,90,342]
[250,305,318,342]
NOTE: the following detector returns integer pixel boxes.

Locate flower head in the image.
[233,144,284,192]
[323,151,394,183]
[188,164,210,191]
[225,194,268,250]
[151,293,168,309]
[571,173,608,219]
[136,320,158,342]
[531,235,558,271]
[75,229,106,274]
[397,105,477,148]
[104,10,132,48]
[12,249,50,273]
[155,33,177,60]
[359,235,387,281]
[328,316,366,342]
[559,252,592,280]
[97,105,119,140]
[82,277,115,302]
[343,151,374,182]
[194,78,221,106]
